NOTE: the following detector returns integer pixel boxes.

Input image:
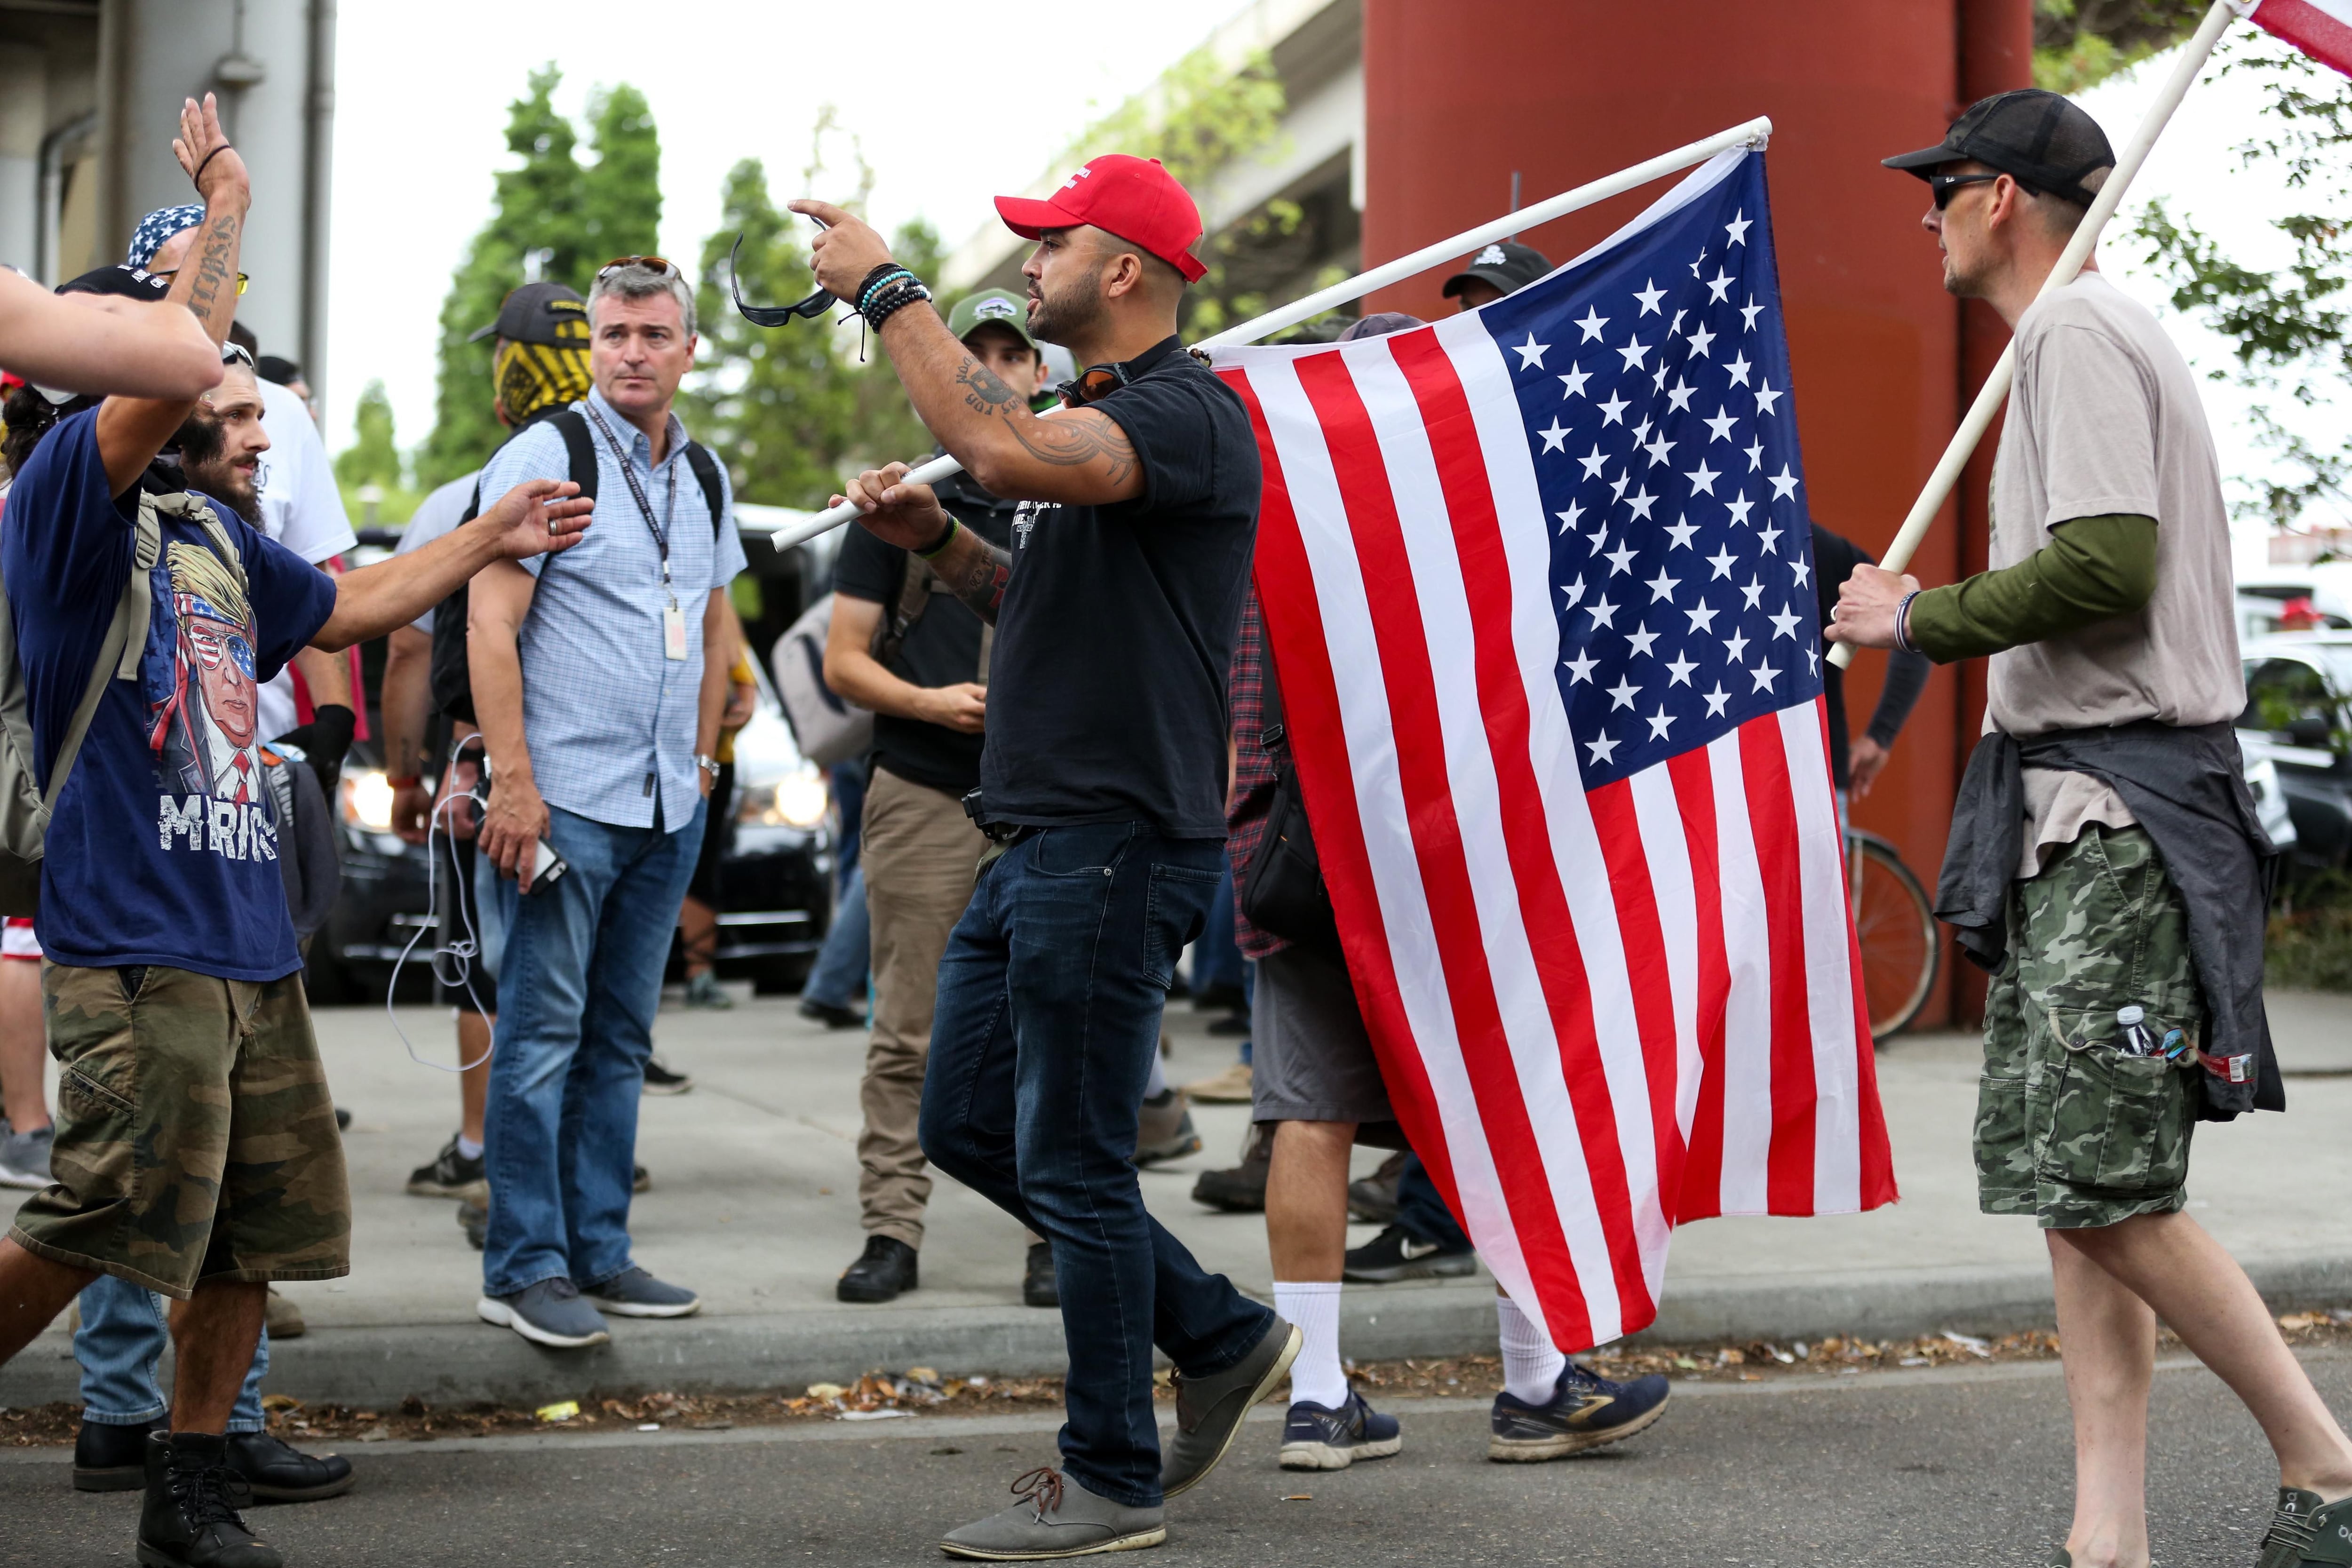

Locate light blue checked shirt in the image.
[478,389,747,832]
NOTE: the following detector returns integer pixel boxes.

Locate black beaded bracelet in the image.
[858,268,914,312]
[855,262,908,306]
[864,278,932,329]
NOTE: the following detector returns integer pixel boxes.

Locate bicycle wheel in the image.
[1847,831,1938,1041]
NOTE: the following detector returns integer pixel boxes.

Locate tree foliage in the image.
[2130,40,2352,526]
[419,70,662,488]
[2034,0,2209,94]
[334,380,402,490]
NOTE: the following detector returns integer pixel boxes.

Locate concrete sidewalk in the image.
[5,986,2349,1411]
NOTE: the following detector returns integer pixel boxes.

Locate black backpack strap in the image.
[683,441,725,535]
[552,409,601,505]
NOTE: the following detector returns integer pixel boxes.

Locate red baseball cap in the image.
[994,154,1208,283]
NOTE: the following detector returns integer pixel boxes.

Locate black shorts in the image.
[435,830,497,1016]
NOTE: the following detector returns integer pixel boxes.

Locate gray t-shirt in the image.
[1985,273,2243,872]
[393,472,480,636]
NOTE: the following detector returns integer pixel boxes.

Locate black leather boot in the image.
[138,1430,281,1568]
[835,1234,918,1303]
[1023,1241,1059,1309]
[73,1416,160,1492]
[226,1430,355,1503]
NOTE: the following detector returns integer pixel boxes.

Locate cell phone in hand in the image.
[522,836,569,895]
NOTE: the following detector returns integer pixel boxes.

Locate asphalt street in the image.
[6,1349,2341,1568]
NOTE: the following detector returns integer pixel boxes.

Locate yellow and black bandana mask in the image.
[494,309,592,423]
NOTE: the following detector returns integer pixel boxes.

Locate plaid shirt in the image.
[1226,587,1288,959]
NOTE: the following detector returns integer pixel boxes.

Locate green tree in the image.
[334,380,402,489]
[2131,40,2352,526]
[418,68,662,487]
[2034,0,2210,93]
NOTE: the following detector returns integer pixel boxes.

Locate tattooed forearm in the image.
[183,213,240,339]
[955,359,1024,417]
[939,530,1013,626]
[1007,411,1138,486]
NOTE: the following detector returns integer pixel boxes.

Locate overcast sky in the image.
[326,12,2340,537]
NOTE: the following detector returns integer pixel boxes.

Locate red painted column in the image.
[1363,0,2031,1029]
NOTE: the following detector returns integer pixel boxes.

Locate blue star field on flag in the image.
[1478,155,1821,788]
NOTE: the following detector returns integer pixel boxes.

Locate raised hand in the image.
[478,478,593,561]
[832,462,951,554]
[171,94,247,209]
[788,200,895,301]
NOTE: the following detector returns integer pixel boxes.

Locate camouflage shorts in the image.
[7,963,350,1299]
[1978,824,2203,1230]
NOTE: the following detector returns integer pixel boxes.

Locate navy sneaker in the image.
[1488,1360,1670,1462]
[1279,1390,1402,1471]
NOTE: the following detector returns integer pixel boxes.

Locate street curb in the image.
[6,1254,2349,1410]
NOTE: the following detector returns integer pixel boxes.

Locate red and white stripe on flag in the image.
[2253,0,2352,77]
[1214,317,1896,1355]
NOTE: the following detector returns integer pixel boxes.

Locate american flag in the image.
[2252,0,2352,77]
[1213,149,1896,1353]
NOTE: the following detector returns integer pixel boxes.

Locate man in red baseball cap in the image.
[791,163,1295,1560]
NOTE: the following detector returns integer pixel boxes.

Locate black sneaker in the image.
[139,1430,281,1568]
[1205,1011,1252,1037]
[225,1431,354,1504]
[798,997,865,1030]
[1190,1124,1270,1212]
[837,1234,918,1304]
[1348,1150,1407,1224]
[1343,1223,1477,1283]
[457,1196,486,1250]
[1279,1390,1403,1471]
[1023,1241,1058,1309]
[641,1057,694,1095]
[1487,1360,1671,1461]
[405,1133,486,1200]
[73,1416,159,1492]
[634,1162,651,1193]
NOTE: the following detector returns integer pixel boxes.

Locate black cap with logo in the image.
[1883,88,2115,207]
[1441,240,1554,302]
[468,280,591,345]
[57,265,172,303]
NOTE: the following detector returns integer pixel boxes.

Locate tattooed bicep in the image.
[1008,409,1138,486]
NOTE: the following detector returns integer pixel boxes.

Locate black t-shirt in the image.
[979,337,1260,839]
[833,470,1016,797]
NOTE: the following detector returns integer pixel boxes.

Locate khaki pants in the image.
[858,766,987,1247]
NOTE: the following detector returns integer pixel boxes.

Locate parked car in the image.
[2238,633,2352,870]
[307,510,842,1001]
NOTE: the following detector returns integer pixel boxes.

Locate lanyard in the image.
[584,402,679,607]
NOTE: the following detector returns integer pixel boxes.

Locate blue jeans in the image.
[1190,857,1246,995]
[481,801,706,1297]
[1396,1153,1473,1253]
[920,824,1275,1507]
[802,863,869,1012]
[76,1273,266,1432]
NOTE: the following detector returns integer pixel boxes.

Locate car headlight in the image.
[342,768,395,832]
[737,763,828,829]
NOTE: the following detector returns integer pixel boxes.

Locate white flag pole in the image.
[1828,0,2240,669]
[771,116,1776,553]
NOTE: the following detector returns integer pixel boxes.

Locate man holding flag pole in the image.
[1832,65,2352,1568]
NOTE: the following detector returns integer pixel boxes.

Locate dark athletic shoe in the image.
[1022,1242,1058,1309]
[1132,1090,1201,1167]
[1279,1390,1402,1471]
[1161,1316,1302,1498]
[938,1466,1164,1560]
[584,1266,700,1319]
[837,1234,918,1304]
[75,1416,160,1492]
[641,1056,695,1094]
[138,1431,281,1568]
[634,1162,652,1193]
[1487,1360,1671,1461]
[1342,1223,1477,1283]
[798,997,865,1030]
[2256,1487,2352,1568]
[225,1432,354,1504]
[405,1133,486,1200]
[457,1196,487,1250]
[476,1278,610,1349]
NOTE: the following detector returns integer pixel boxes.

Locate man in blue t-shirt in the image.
[0,99,592,1568]
[798,157,1286,1559]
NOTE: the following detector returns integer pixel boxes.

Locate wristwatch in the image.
[694,754,722,780]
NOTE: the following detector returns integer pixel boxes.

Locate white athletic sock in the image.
[1143,1054,1168,1099]
[1496,1293,1567,1404]
[1274,1281,1348,1409]
[456,1135,484,1161]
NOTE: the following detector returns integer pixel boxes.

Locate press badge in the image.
[663,600,688,661]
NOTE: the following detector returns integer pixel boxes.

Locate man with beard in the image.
[795,157,1293,1560]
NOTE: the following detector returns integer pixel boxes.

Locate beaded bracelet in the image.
[864,277,933,330]
[858,267,915,312]
[855,263,909,308]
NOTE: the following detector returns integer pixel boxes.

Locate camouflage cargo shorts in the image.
[1978,823,2203,1230]
[7,963,350,1299]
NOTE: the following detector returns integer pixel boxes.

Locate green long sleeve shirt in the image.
[1904,513,2158,663]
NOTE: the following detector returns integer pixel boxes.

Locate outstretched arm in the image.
[310,480,589,651]
[0,270,219,403]
[95,95,248,496]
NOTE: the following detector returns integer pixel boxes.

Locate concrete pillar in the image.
[1362,0,2033,1029]
[0,49,45,275]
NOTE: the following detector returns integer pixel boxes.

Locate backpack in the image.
[429,408,727,723]
[0,489,247,916]
[770,548,992,769]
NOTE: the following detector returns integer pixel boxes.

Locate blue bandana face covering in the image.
[127,205,207,270]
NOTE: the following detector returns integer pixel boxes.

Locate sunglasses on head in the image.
[1056,362,1132,408]
[150,269,247,295]
[597,255,681,281]
[725,234,834,327]
[219,342,254,368]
